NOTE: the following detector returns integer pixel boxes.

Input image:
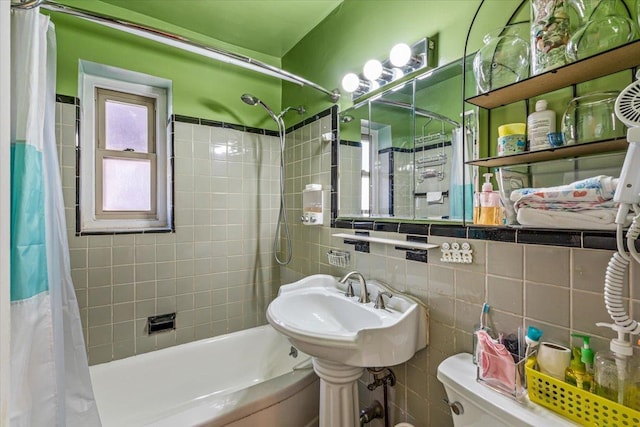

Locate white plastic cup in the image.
[537,342,572,380]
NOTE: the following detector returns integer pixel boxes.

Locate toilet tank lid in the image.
[436,353,578,427]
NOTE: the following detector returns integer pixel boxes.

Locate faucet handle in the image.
[345,281,355,297]
[374,291,392,309]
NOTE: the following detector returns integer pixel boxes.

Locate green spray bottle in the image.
[565,334,594,391]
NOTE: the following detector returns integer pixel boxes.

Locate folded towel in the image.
[510,175,619,212]
[511,175,617,202]
[516,207,624,230]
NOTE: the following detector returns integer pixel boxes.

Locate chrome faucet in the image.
[339,271,370,303]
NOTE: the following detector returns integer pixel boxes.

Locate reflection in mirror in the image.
[337,58,473,222]
[338,103,369,217]
[370,88,414,218]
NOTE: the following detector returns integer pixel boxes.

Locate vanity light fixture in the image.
[340,37,435,101]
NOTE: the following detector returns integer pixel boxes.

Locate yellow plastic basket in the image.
[526,365,640,426]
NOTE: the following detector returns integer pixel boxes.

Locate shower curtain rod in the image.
[11,0,341,103]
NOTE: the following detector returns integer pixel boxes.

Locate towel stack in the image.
[509,175,627,229]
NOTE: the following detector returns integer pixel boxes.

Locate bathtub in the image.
[90,324,319,427]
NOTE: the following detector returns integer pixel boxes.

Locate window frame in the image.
[95,88,158,220]
[79,66,171,233]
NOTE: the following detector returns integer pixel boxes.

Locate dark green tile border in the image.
[332,219,618,250]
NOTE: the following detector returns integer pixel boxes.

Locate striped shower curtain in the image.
[10,8,100,426]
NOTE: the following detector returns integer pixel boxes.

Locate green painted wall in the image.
[49,0,283,129]
[281,0,529,118]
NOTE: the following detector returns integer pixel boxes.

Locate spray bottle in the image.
[473,173,502,225]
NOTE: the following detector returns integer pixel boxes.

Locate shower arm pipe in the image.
[12,0,341,103]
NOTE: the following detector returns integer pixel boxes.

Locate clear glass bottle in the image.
[593,350,629,404]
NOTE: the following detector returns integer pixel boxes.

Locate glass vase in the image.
[566,0,638,62]
[561,91,624,144]
[531,0,571,75]
[473,25,530,94]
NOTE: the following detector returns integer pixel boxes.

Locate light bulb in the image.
[391,68,404,80]
[341,73,361,93]
[363,59,383,81]
[390,43,412,67]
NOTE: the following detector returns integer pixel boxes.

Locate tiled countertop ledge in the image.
[332,219,634,252]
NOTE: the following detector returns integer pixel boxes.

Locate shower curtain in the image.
[10,8,101,426]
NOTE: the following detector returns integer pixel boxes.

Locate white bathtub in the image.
[90,325,319,427]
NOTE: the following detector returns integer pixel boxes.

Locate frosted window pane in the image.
[103,158,151,211]
[105,101,149,152]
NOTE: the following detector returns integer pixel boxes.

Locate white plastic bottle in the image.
[527,100,556,151]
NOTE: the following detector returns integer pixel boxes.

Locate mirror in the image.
[337,58,473,222]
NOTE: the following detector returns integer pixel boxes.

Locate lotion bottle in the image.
[527,99,556,151]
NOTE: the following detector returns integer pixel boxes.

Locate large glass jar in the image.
[561,91,625,144]
[566,0,638,62]
[531,0,571,75]
[473,26,529,94]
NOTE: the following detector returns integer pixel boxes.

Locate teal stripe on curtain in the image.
[10,141,49,301]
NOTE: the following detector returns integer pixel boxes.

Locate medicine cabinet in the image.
[337,58,474,223]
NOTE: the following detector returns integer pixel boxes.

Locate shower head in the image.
[241,93,278,122]
[241,93,260,106]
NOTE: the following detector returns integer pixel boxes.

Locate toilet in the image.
[437,353,577,426]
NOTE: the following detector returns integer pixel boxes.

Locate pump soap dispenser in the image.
[565,334,594,391]
[473,173,502,225]
[594,322,635,405]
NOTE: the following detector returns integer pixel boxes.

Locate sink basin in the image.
[266,274,428,367]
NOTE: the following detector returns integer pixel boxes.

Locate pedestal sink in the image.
[266,274,428,427]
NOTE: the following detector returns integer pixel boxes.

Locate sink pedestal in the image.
[312,358,363,427]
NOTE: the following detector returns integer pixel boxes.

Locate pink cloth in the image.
[476,330,516,389]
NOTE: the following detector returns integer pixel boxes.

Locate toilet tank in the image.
[437,353,578,427]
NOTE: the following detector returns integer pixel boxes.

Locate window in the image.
[79,61,172,233]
